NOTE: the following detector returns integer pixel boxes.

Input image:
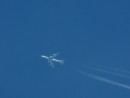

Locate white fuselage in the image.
[41,55,64,64]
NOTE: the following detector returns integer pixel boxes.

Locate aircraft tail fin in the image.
[60,60,64,65]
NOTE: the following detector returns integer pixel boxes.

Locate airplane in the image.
[41,53,64,68]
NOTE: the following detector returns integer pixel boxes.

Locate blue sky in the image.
[0,0,130,97]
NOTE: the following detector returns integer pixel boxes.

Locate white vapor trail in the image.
[86,66,130,79]
[79,71,130,90]
[91,65,130,75]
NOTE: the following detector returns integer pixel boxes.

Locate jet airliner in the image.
[41,53,64,68]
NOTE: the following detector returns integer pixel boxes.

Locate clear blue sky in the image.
[0,0,130,97]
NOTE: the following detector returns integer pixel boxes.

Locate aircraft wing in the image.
[53,59,64,64]
[52,52,60,58]
[53,59,60,62]
[49,62,54,68]
[41,55,49,59]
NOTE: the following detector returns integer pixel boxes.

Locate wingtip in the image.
[41,55,43,58]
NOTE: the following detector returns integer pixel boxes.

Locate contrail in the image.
[78,71,130,90]
[90,65,130,75]
[86,66,130,79]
